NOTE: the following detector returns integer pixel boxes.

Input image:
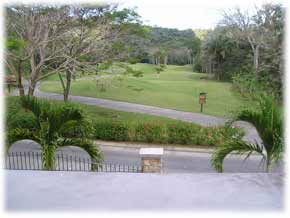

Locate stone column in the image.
[139,148,164,173]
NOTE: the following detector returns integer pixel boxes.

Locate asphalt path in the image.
[100,145,282,173]
[8,140,283,173]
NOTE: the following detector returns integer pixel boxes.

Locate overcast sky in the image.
[119,0,286,30]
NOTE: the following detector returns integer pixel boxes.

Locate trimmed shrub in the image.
[167,123,195,144]
[6,97,245,147]
[134,122,166,143]
[94,121,129,141]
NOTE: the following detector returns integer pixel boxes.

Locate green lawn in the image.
[40,63,255,117]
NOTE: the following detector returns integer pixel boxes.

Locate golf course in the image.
[40,63,254,117]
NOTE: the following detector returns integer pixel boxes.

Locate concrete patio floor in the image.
[5,170,284,211]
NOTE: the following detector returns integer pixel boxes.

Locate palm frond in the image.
[57,138,103,164]
[21,96,47,118]
[58,119,94,138]
[6,128,40,153]
[20,96,51,129]
[48,103,84,136]
[237,94,283,159]
[211,140,265,173]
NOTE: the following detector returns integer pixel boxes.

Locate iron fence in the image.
[4,151,142,173]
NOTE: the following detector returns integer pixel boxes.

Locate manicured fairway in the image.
[40,64,255,117]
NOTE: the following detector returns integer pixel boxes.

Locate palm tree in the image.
[6,96,103,170]
[211,94,283,173]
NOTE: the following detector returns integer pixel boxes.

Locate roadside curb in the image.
[95,140,215,154]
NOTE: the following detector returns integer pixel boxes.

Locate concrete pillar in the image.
[139,148,164,173]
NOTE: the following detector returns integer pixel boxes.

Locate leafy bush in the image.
[6,97,38,130]
[94,121,130,141]
[166,123,243,146]
[127,57,140,64]
[232,72,260,98]
[232,72,280,100]
[155,66,165,74]
[132,70,143,77]
[134,122,166,143]
[167,123,194,144]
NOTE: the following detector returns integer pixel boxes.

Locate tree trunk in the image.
[28,65,40,96]
[164,55,168,65]
[17,60,25,97]
[64,69,72,102]
[266,158,271,173]
[28,80,37,96]
[42,144,56,170]
[254,45,260,80]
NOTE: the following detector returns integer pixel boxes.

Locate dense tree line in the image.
[195,3,285,97]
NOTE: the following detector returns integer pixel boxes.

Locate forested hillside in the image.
[126,27,195,65]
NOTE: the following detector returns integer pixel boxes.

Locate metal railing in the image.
[4,151,142,173]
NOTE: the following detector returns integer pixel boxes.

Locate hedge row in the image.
[6,97,244,147]
[92,121,244,146]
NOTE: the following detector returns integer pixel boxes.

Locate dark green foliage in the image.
[6,96,38,130]
[126,26,197,65]
[200,4,284,97]
[6,97,244,148]
[127,57,140,64]
[6,96,103,170]
[94,121,130,141]
[237,94,283,164]
[167,123,194,144]
[211,140,264,173]
[6,128,40,152]
[92,119,243,146]
[134,122,166,143]
[211,94,283,172]
[131,70,143,77]
[167,123,243,146]
[155,66,164,74]
[232,72,281,99]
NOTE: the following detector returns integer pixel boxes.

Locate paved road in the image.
[9,140,283,173]
[12,83,262,144]
[100,145,282,173]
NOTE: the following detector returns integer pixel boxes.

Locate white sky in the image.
[118,0,287,30]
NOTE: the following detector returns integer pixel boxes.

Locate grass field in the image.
[40,63,255,117]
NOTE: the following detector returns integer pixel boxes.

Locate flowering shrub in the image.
[94,121,130,141]
[167,123,195,144]
[134,122,166,143]
[92,120,244,146]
